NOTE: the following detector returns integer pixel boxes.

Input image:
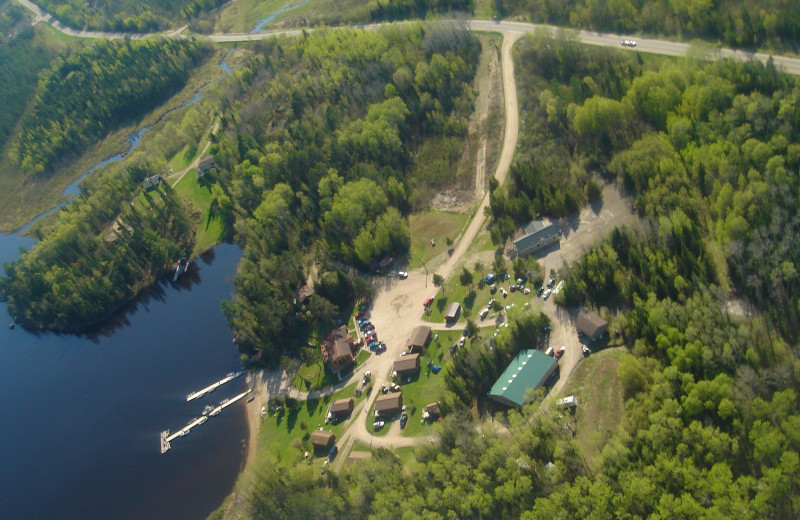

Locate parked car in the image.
[479,306,490,320]
[328,445,338,461]
[397,271,408,279]
[522,287,531,295]
[365,332,376,342]
[555,346,566,359]
[537,286,544,296]
[582,345,591,356]
[509,285,517,292]
[400,413,408,429]
[363,324,375,333]
[373,421,385,430]
[547,277,555,287]
[542,289,552,300]
[359,320,372,330]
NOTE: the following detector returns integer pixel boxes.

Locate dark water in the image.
[0,47,248,520]
[0,242,247,520]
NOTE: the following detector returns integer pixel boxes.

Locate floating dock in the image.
[161,390,250,454]
[186,371,243,402]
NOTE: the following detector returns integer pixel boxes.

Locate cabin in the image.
[513,219,559,256]
[346,451,372,466]
[393,353,420,376]
[197,155,215,178]
[445,302,461,322]
[576,311,608,341]
[321,326,356,371]
[423,402,442,420]
[309,430,336,449]
[406,325,431,353]
[142,175,162,190]
[374,393,403,416]
[488,350,558,408]
[330,398,354,418]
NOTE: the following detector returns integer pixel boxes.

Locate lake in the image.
[0,237,248,520]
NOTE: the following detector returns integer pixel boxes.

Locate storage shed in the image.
[576,311,608,341]
[445,302,461,322]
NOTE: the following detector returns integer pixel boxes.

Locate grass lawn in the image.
[173,171,225,255]
[293,331,367,393]
[408,211,470,270]
[423,263,537,324]
[215,0,370,32]
[166,143,198,173]
[255,382,365,466]
[561,346,626,471]
[398,331,456,437]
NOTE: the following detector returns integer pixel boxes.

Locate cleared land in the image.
[560,346,626,470]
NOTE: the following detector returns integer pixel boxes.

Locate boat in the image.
[197,416,208,425]
[173,257,188,282]
[220,398,229,405]
[209,408,221,416]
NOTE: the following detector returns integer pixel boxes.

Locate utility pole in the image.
[420,257,428,288]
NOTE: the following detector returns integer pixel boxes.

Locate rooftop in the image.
[576,311,608,338]
[489,349,557,407]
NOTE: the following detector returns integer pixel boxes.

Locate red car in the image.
[365,333,377,343]
[555,346,566,359]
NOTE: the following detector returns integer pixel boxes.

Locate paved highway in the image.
[14,0,800,75]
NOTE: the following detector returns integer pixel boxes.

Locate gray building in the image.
[513,220,559,256]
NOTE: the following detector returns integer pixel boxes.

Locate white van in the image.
[479,307,489,320]
[545,346,554,356]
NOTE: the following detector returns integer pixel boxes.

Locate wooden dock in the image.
[160,390,250,453]
[186,371,242,402]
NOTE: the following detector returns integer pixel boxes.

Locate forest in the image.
[0,4,61,150]
[497,0,800,50]
[15,37,210,176]
[0,162,194,331]
[207,31,800,519]
[211,25,480,359]
[34,0,227,32]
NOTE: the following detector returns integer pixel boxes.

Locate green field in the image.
[214,0,371,33]
[173,171,225,255]
[255,382,367,465]
[397,330,456,437]
[423,262,542,324]
[408,211,470,270]
[560,347,626,471]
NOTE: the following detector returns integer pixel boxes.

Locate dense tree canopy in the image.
[497,0,800,50]
[211,26,479,358]
[15,37,210,175]
[35,0,227,32]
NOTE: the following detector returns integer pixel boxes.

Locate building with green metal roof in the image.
[488,349,557,408]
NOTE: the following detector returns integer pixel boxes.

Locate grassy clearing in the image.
[423,263,536,324]
[173,172,225,255]
[293,331,368,392]
[166,143,197,173]
[214,0,370,33]
[561,347,626,471]
[465,230,499,257]
[255,382,365,466]
[399,331,455,437]
[408,211,470,270]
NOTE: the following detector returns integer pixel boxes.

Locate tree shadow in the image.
[286,403,300,433]
[463,290,476,310]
